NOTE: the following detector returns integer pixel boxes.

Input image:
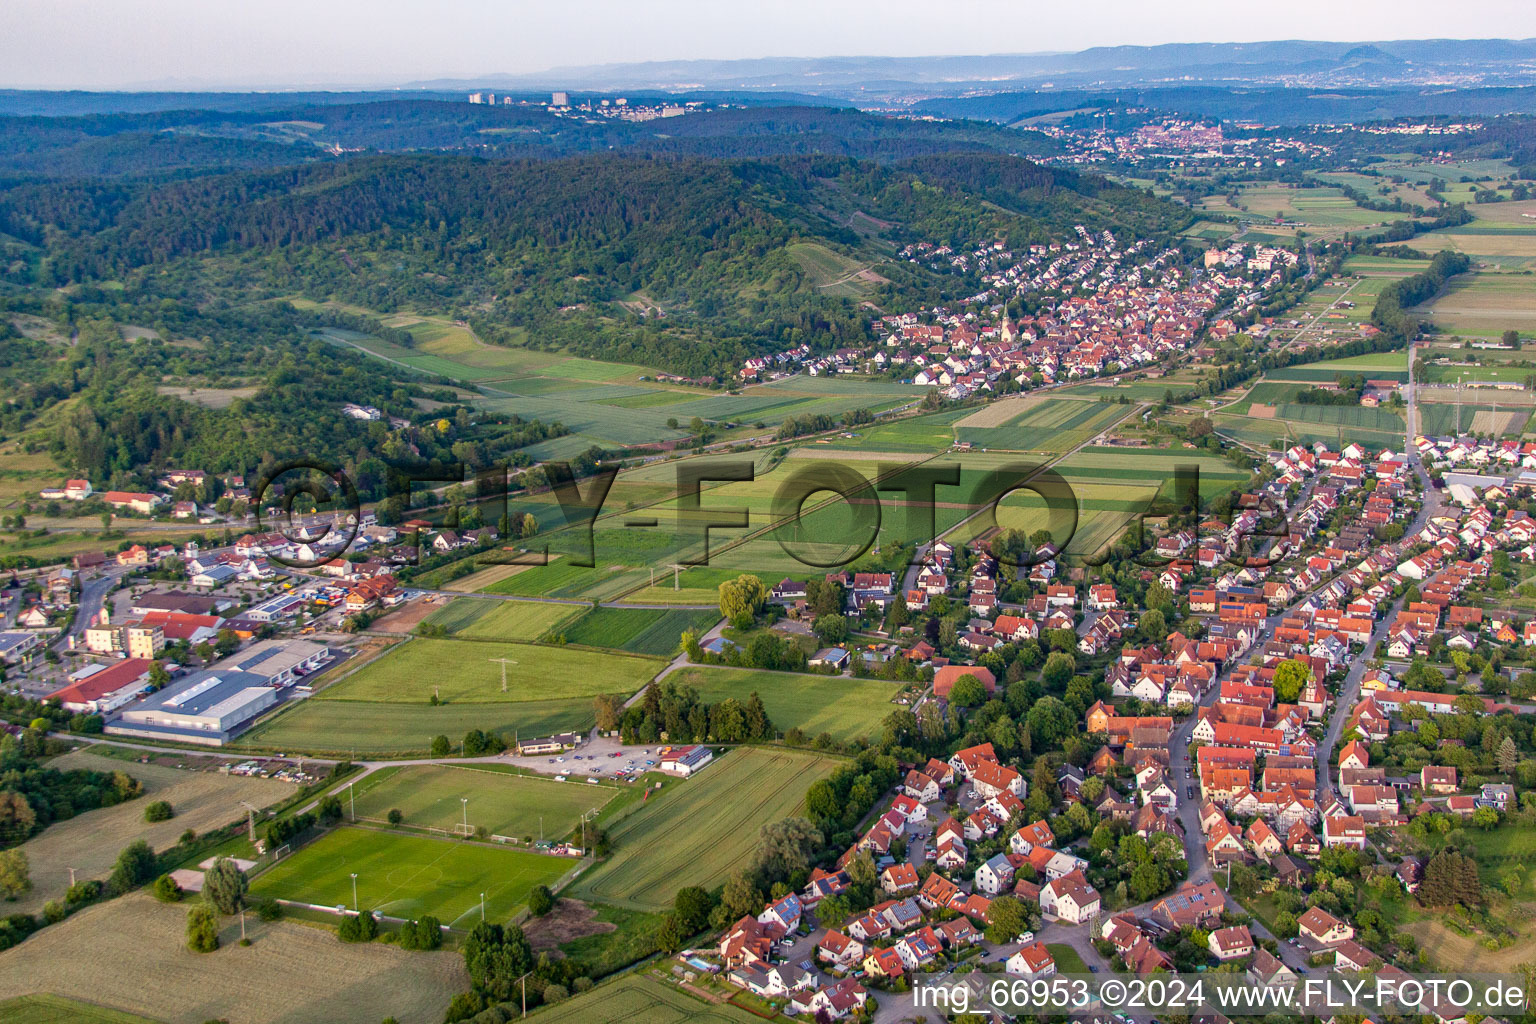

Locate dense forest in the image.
[0,295,562,493]
[0,102,1192,484]
[0,148,1188,382]
[0,101,1059,179]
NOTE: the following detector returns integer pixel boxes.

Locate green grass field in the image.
[1417,271,1536,338]
[480,559,639,599]
[1417,401,1531,436]
[529,974,761,1024]
[572,747,839,910]
[667,667,896,742]
[0,996,162,1024]
[955,398,1129,452]
[1271,402,1406,432]
[239,696,596,756]
[250,826,570,926]
[420,598,580,641]
[815,406,972,452]
[348,764,616,840]
[559,606,721,655]
[947,446,1250,561]
[316,638,660,704]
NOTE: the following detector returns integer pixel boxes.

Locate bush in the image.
[143,800,174,823]
[255,896,282,921]
[398,915,442,951]
[387,808,403,826]
[542,984,569,1004]
[42,900,66,924]
[152,874,183,903]
[108,840,157,895]
[443,992,486,1023]
[527,885,554,917]
[65,879,103,905]
[186,904,219,953]
[0,914,37,954]
[338,909,379,943]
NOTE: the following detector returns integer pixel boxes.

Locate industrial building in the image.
[48,658,154,713]
[106,639,330,746]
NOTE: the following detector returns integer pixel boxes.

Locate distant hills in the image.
[411,38,1536,99]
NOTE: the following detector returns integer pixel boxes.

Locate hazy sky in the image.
[5,0,1536,90]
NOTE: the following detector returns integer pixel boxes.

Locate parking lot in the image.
[501,734,676,783]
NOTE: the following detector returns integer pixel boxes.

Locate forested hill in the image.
[0,150,1188,377]
[0,101,1057,179]
[5,151,1187,282]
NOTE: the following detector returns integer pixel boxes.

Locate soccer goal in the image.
[451,822,475,837]
[272,844,291,861]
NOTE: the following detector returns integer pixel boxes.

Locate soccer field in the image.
[250,827,570,927]
[315,637,661,704]
[348,764,617,840]
[572,747,839,911]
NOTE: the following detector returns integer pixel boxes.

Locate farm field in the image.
[8,751,291,916]
[347,764,617,839]
[952,446,1251,561]
[315,638,660,704]
[1220,380,1310,415]
[1180,219,1237,242]
[0,996,162,1024]
[1416,197,1536,268]
[1417,401,1532,437]
[1215,409,1405,451]
[572,747,839,910]
[0,449,64,510]
[667,667,896,742]
[1416,271,1536,338]
[240,696,595,756]
[1342,254,1432,277]
[558,606,721,655]
[1199,184,1387,237]
[1056,370,1206,401]
[1418,362,1536,385]
[251,826,571,925]
[618,566,757,607]
[0,892,468,1024]
[531,974,761,1024]
[1276,350,1410,375]
[419,597,579,641]
[814,406,972,453]
[954,397,1129,452]
[1266,403,1405,433]
[311,308,916,453]
[478,558,651,601]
